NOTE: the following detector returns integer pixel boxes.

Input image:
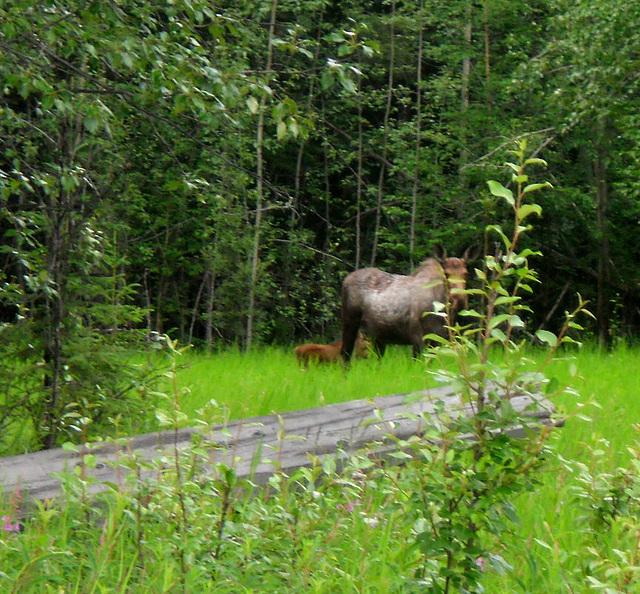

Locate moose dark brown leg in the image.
[341,313,362,363]
[372,340,386,359]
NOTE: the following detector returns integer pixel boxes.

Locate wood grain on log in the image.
[0,385,561,509]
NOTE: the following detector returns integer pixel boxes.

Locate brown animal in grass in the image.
[295,333,370,368]
[341,254,470,361]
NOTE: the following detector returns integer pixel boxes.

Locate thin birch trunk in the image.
[595,121,611,348]
[188,271,207,346]
[483,1,493,109]
[410,0,425,268]
[459,2,472,178]
[322,100,332,251]
[142,270,152,331]
[204,266,217,350]
[370,1,396,267]
[293,24,323,223]
[246,0,278,350]
[355,74,363,269]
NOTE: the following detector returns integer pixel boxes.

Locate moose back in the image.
[340,257,468,360]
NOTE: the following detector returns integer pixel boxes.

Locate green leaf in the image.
[155,409,172,426]
[288,118,299,137]
[517,204,542,220]
[338,70,356,93]
[423,333,449,345]
[458,309,484,318]
[83,115,99,134]
[487,180,514,206]
[509,314,525,328]
[545,377,560,394]
[489,313,510,329]
[321,68,335,90]
[324,32,344,43]
[485,224,512,249]
[534,538,553,551]
[490,327,507,342]
[535,329,558,347]
[494,295,520,306]
[523,182,552,194]
[277,120,287,140]
[246,97,259,114]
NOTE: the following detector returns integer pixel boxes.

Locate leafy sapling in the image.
[407,139,592,592]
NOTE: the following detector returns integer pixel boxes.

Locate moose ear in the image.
[462,243,481,262]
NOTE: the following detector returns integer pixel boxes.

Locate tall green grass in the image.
[483,344,640,592]
[170,343,640,459]
[1,344,638,592]
[164,342,640,592]
[170,345,438,420]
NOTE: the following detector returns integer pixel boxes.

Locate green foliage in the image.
[4,144,635,594]
[572,439,640,592]
[1,0,639,442]
[1,0,637,352]
[1,346,639,592]
[389,142,588,592]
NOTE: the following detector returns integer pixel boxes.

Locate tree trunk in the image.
[204,264,218,350]
[594,123,611,348]
[293,22,323,224]
[42,220,64,450]
[410,0,425,268]
[246,0,278,349]
[322,101,332,252]
[483,1,493,109]
[355,74,364,270]
[188,270,207,346]
[459,2,473,178]
[370,1,396,267]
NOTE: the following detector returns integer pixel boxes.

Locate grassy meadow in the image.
[1,343,639,592]
[155,342,640,590]
[169,345,440,420]
[169,342,639,467]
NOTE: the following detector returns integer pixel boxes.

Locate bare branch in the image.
[460,128,556,171]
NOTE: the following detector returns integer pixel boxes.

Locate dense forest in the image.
[2,0,640,448]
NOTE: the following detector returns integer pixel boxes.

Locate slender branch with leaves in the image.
[408,140,593,592]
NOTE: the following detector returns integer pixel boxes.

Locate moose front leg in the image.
[341,314,362,363]
[372,339,387,359]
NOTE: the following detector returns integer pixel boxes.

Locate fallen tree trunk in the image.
[0,384,561,511]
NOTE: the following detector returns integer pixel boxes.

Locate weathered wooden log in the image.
[0,385,561,510]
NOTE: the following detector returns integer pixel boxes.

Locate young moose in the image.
[295,333,370,368]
